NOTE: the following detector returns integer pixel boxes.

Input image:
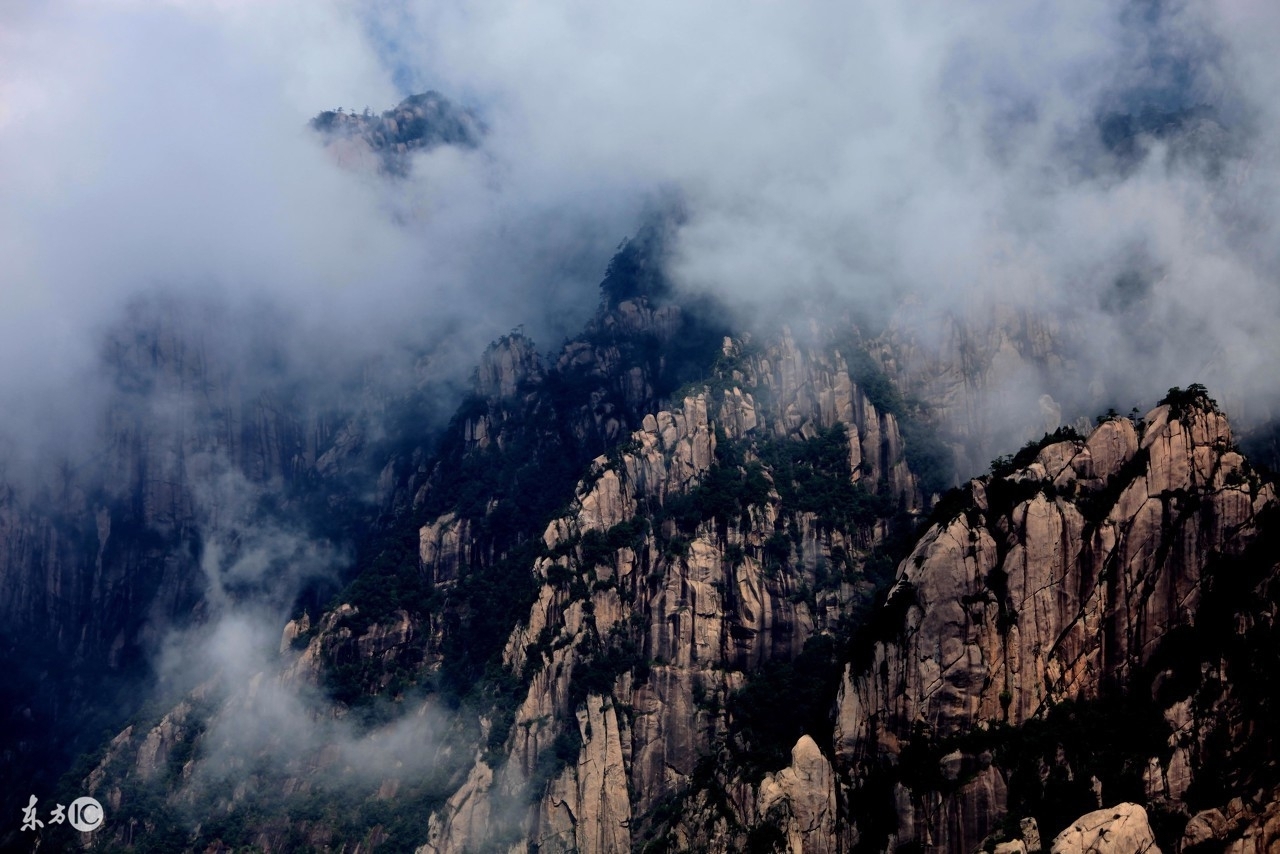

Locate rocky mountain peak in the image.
[310,91,484,175]
[475,333,543,400]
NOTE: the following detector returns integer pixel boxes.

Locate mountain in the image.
[0,296,445,851]
[12,221,1274,854]
[310,92,485,175]
[413,348,1280,852]
[0,88,500,844]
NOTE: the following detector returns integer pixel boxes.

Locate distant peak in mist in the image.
[309,90,484,175]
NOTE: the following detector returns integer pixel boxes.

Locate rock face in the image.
[757,736,840,854]
[839,404,1265,747]
[1051,803,1161,854]
[828,393,1280,852]
[420,384,1279,853]
[65,234,740,851]
[420,323,920,853]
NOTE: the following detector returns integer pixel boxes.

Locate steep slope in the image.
[832,386,1280,852]
[416,369,1280,854]
[0,298,403,849]
[56,230,743,852]
[407,372,1274,854]
[422,329,922,853]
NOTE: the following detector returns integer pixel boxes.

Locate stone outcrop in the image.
[1170,792,1280,854]
[418,513,474,586]
[311,91,484,175]
[832,398,1279,852]
[1050,803,1161,854]
[135,701,195,782]
[841,403,1268,751]
[416,346,1280,854]
[756,736,839,854]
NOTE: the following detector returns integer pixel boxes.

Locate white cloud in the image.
[7,0,1274,439]
[373,0,1280,421]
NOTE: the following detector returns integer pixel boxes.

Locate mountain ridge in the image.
[5,228,1279,853]
[61,283,1280,852]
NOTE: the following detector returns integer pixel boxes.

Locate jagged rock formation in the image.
[830,390,1280,852]
[1050,803,1161,854]
[838,404,1261,742]
[66,306,1280,854]
[310,91,484,175]
[421,383,1279,852]
[756,736,840,854]
[413,332,933,853]
[73,304,930,852]
[53,226,730,848]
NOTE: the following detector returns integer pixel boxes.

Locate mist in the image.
[377,0,1280,430]
[0,0,651,479]
[4,1,1279,463]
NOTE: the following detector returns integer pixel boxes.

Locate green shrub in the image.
[990,426,1083,479]
[726,634,842,781]
[843,346,904,417]
[1158,383,1219,419]
[756,425,892,533]
[566,630,648,712]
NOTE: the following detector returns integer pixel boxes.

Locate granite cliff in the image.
[413,371,1280,853]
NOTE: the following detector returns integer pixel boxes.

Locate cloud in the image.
[0,0,653,471]
[368,0,1280,435]
[153,606,459,805]
[185,456,347,611]
[6,0,1275,468]
[6,0,1277,752]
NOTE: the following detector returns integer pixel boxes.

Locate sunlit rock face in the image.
[76,306,1280,854]
[422,324,924,853]
[840,403,1264,749]
[1050,803,1162,854]
[419,368,1280,852]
